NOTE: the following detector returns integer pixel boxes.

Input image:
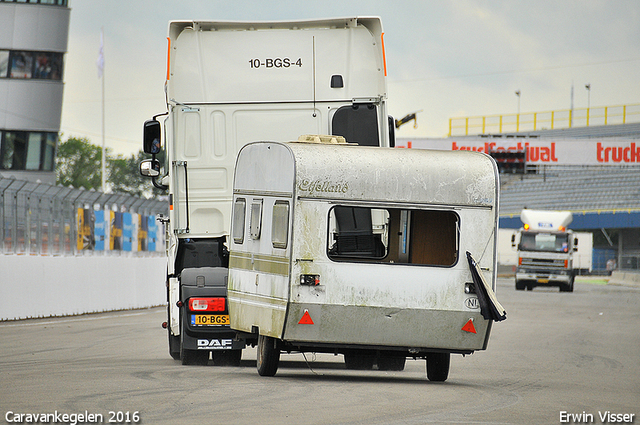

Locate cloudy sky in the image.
[60,0,640,156]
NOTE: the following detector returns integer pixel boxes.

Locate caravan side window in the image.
[232,198,246,244]
[250,199,263,240]
[327,206,459,267]
[271,201,289,249]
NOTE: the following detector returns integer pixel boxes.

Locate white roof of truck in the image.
[520,209,573,231]
[234,141,498,208]
[166,17,386,104]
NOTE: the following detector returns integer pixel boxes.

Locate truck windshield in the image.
[519,232,569,253]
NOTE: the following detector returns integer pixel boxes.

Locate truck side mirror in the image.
[140,159,160,178]
[143,119,162,154]
[511,233,516,247]
[388,116,395,148]
[573,237,578,251]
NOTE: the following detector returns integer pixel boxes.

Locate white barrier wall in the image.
[0,255,167,321]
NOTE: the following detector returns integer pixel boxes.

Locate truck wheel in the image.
[181,348,209,366]
[377,355,406,371]
[180,331,209,366]
[426,353,450,382]
[515,280,526,291]
[560,278,574,292]
[257,335,280,376]
[167,307,181,360]
[213,349,242,366]
[344,354,375,370]
[168,328,181,360]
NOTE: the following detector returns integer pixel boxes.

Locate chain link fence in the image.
[1,178,167,256]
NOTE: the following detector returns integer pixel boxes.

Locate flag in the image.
[97,29,104,78]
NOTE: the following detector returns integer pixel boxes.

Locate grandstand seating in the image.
[499,167,640,215]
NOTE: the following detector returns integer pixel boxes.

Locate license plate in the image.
[191,315,230,326]
[537,278,549,283]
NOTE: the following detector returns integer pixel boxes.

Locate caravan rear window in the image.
[327,206,459,267]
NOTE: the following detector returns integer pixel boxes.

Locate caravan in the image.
[228,137,505,381]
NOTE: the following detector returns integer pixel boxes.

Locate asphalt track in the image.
[1,278,638,425]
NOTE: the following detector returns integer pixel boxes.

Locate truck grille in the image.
[520,258,566,269]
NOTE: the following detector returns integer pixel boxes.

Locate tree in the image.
[55,135,166,198]
[108,150,166,198]
[55,137,107,190]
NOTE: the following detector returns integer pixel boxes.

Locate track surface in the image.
[1,279,638,424]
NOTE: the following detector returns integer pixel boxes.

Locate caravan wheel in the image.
[426,353,450,382]
[257,335,280,376]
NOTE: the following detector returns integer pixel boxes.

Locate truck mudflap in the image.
[181,333,246,351]
[466,252,506,322]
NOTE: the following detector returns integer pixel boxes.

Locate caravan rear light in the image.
[300,274,320,286]
[188,297,225,312]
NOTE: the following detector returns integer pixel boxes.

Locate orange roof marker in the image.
[298,310,314,325]
[462,319,477,334]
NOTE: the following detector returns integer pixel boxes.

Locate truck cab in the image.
[140,18,394,364]
[513,209,578,292]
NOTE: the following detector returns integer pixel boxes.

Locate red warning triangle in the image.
[298,310,314,325]
[462,319,477,334]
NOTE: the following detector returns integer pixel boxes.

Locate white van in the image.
[228,136,505,381]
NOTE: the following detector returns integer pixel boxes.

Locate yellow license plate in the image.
[191,315,230,326]
[537,278,549,283]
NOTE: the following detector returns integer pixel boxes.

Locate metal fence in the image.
[449,103,640,136]
[0,177,168,256]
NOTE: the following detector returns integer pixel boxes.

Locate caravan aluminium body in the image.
[513,209,579,292]
[228,139,504,381]
[140,18,392,364]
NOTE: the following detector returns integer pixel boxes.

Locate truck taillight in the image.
[564,259,568,268]
[518,257,523,265]
[188,297,225,312]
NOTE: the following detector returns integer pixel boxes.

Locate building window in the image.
[10,51,33,78]
[0,50,63,81]
[0,51,8,78]
[0,0,68,5]
[0,130,58,171]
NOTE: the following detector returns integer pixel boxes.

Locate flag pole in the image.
[100,28,106,193]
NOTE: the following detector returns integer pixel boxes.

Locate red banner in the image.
[396,138,640,166]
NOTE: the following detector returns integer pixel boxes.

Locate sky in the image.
[59,0,640,157]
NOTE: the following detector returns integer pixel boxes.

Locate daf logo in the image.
[197,339,233,349]
[465,297,480,309]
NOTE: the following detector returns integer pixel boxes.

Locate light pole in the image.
[515,90,521,131]
[585,83,591,126]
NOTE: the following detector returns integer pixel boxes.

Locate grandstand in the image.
[492,122,640,274]
[398,119,640,274]
[499,166,640,215]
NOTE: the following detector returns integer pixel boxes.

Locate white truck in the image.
[512,209,584,292]
[228,137,506,381]
[139,18,393,365]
